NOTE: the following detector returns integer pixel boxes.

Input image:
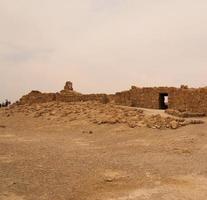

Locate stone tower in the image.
[64,81,73,91]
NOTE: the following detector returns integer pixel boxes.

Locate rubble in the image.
[170,120,179,129]
[2,101,204,130]
[165,109,206,118]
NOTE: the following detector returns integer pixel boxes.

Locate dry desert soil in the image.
[0,102,207,200]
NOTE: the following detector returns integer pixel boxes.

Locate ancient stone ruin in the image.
[64,81,73,91]
[114,85,207,115]
[18,82,109,105]
[18,81,207,115]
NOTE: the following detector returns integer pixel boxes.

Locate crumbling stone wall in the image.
[113,86,207,114]
[19,92,109,105]
[18,81,207,115]
[19,82,109,105]
[56,93,109,104]
[169,88,207,114]
[114,86,176,109]
[19,91,56,105]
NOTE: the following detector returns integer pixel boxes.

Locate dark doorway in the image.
[159,93,168,109]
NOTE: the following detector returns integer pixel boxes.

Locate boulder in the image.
[170,120,179,129]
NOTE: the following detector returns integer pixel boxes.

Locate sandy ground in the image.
[0,105,207,200]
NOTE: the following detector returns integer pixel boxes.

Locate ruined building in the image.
[18,81,207,114]
[114,85,207,114]
[19,82,109,105]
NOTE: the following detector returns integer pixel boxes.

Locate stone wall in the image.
[113,86,207,114]
[18,82,109,105]
[18,81,207,115]
[56,93,109,104]
[19,91,56,105]
[113,86,175,108]
[19,92,109,105]
[169,88,207,114]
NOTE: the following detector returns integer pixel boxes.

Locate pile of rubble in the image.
[165,109,206,118]
[1,102,204,129]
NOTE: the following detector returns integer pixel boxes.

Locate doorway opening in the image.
[159,93,168,109]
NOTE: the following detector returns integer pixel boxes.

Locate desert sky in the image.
[0,0,207,101]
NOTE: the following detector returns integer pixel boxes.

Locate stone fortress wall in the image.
[113,85,207,114]
[18,81,207,114]
[19,81,109,105]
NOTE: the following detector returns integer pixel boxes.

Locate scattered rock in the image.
[33,112,42,118]
[103,170,125,183]
[82,130,93,134]
[127,121,137,128]
[50,110,57,116]
[104,177,114,183]
[188,119,204,124]
[34,105,41,111]
[1,101,204,130]
[170,120,179,129]
[165,109,205,118]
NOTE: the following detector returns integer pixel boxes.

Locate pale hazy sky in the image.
[1,0,207,101]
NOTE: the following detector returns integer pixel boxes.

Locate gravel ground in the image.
[0,105,207,200]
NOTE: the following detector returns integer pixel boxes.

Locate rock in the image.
[3,100,201,130]
[103,170,124,183]
[33,112,42,118]
[82,130,93,134]
[108,118,118,124]
[182,149,192,154]
[170,120,179,129]
[34,105,41,111]
[50,110,57,116]
[189,119,204,124]
[127,121,137,128]
[104,177,114,182]
[165,109,205,118]
[137,121,146,127]
[60,112,68,117]
[155,125,161,129]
